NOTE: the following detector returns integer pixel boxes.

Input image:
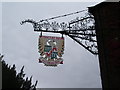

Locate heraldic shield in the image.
[38,36,64,66]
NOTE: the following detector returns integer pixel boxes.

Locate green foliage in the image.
[0,54,38,90]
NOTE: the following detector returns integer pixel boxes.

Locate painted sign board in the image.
[38,36,64,66]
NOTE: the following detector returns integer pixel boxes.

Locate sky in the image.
[1,1,104,88]
[0,2,2,90]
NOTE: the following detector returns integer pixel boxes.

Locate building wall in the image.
[89,2,120,89]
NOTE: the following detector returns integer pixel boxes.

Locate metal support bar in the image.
[67,34,98,55]
[20,11,98,55]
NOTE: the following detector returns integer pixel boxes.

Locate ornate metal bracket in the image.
[20,12,98,55]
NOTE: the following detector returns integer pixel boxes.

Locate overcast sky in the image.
[2,1,103,88]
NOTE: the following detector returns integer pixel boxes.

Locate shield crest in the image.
[38,36,64,66]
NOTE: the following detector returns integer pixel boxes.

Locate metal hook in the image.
[40,31,42,37]
[62,34,63,38]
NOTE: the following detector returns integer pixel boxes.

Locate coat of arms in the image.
[38,36,64,66]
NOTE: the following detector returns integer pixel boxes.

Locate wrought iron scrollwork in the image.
[21,12,98,55]
[65,12,98,54]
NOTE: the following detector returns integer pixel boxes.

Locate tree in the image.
[0,54,38,90]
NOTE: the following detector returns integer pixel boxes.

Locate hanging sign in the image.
[38,36,64,66]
